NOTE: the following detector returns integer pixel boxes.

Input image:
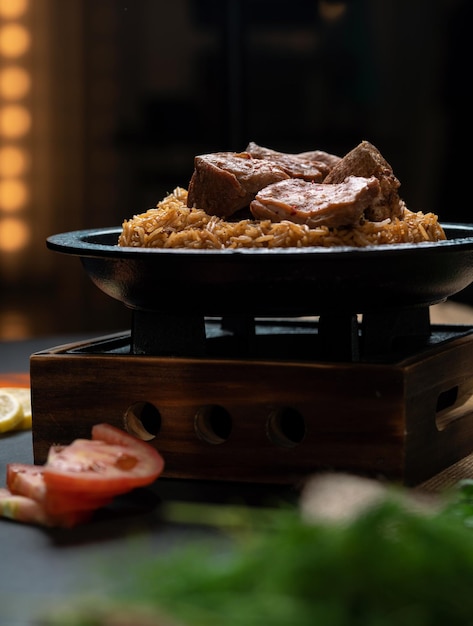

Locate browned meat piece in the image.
[250,176,381,228]
[297,149,342,170]
[324,140,402,222]
[187,152,290,217]
[245,142,340,181]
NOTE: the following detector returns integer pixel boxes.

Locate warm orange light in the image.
[319,1,347,22]
[0,309,31,340]
[0,146,28,176]
[0,215,29,251]
[0,104,31,137]
[0,0,29,19]
[0,23,30,58]
[0,66,31,99]
[0,178,28,212]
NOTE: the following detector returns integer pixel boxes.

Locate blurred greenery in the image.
[42,480,473,626]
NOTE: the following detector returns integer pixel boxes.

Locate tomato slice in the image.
[1,424,165,528]
[43,423,165,497]
[0,487,93,528]
[45,487,113,514]
[7,463,113,514]
[7,463,46,502]
[0,487,51,526]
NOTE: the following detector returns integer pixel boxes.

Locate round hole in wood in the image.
[124,401,161,441]
[194,405,232,444]
[266,407,306,448]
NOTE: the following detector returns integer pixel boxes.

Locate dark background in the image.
[0,0,471,340]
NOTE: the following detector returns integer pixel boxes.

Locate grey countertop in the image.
[0,334,295,626]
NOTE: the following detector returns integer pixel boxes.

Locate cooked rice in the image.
[118,187,446,249]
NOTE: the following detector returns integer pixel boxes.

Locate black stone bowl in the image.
[46,224,473,317]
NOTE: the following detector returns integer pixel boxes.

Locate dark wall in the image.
[2,0,471,338]
[107,0,469,224]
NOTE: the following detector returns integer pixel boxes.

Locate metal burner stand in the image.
[30,306,473,486]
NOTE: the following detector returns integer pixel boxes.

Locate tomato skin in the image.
[0,487,93,527]
[0,487,51,525]
[7,463,112,514]
[45,488,113,514]
[7,463,46,501]
[43,423,165,496]
[1,423,165,528]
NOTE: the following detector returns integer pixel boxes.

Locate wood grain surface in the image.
[30,329,473,486]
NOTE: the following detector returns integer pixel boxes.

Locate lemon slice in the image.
[0,388,31,430]
[0,391,23,433]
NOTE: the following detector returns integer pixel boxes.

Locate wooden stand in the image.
[30,323,473,486]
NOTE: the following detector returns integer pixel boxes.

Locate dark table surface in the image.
[0,334,297,626]
[6,331,473,625]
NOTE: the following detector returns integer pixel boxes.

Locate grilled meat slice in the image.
[324,140,402,222]
[187,151,290,218]
[297,149,342,171]
[250,176,381,228]
[245,142,340,181]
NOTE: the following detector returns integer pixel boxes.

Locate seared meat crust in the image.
[187,152,289,218]
[297,149,342,170]
[187,140,405,226]
[250,176,381,228]
[324,140,402,222]
[245,142,340,181]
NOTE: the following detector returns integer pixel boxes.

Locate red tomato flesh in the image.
[0,487,51,526]
[1,423,165,528]
[7,463,46,502]
[43,423,165,497]
[0,487,93,527]
[7,463,113,514]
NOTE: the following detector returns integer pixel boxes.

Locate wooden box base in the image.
[30,329,473,486]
